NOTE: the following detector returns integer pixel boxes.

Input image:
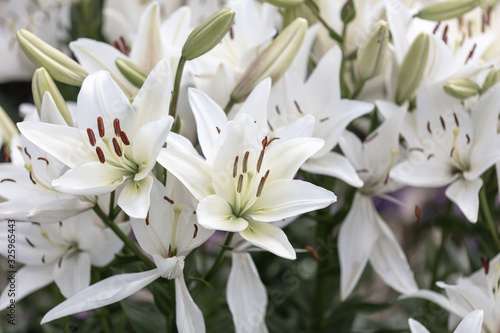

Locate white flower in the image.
[409,310,483,333]
[18,60,174,218]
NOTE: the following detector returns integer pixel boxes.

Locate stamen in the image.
[216,126,221,134]
[427,121,432,134]
[164,196,174,204]
[37,157,49,165]
[96,147,106,163]
[364,131,378,143]
[267,137,280,146]
[453,112,459,127]
[237,174,243,193]
[481,257,490,275]
[305,245,319,260]
[450,147,455,157]
[242,151,249,173]
[442,25,449,44]
[262,136,268,148]
[432,21,441,34]
[193,225,198,239]
[120,131,130,145]
[171,205,182,252]
[450,128,460,159]
[257,149,265,173]
[193,210,196,214]
[229,25,234,39]
[319,117,329,123]
[112,137,122,157]
[145,211,150,225]
[256,170,270,197]
[120,36,130,55]
[24,147,31,159]
[383,173,389,184]
[32,222,41,226]
[427,154,435,160]
[294,100,304,114]
[97,117,105,138]
[465,43,477,64]
[415,205,421,223]
[87,128,97,146]
[29,172,36,184]
[168,244,172,258]
[233,155,239,177]
[42,255,45,263]
[466,134,471,144]
[494,263,500,298]
[58,257,63,268]
[275,105,281,115]
[1,178,15,183]
[356,168,369,173]
[267,120,274,132]
[26,237,35,247]
[113,118,121,136]
[409,147,424,153]
[440,116,446,131]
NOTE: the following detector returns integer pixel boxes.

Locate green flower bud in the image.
[414,0,481,21]
[230,18,308,103]
[357,20,389,82]
[32,68,73,126]
[341,0,356,24]
[16,29,88,86]
[115,58,148,88]
[0,105,19,148]
[264,0,304,8]
[396,33,430,105]
[182,7,235,60]
[443,78,480,99]
[481,68,500,94]
[283,5,304,28]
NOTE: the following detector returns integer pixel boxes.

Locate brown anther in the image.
[26,237,35,248]
[267,137,280,146]
[1,178,15,183]
[356,168,369,173]
[450,147,455,157]
[383,173,389,185]
[453,112,459,127]
[409,147,424,153]
[237,174,243,193]
[168,244,172,258]
[87,128,96,146]
[164,196,174,204]
[59,221,62,227]
[256,170,270,197]
[37,157,49,165]
[216,126,221,134]
[193,210,196,215]
[41,255,45,263]
[427,121,432,134]
[32,222,41,226]
[427,154,435,160]
[29,172,36,184]
[267,120,274,132]
[233,155,239,178]
[275,105,281,115]
[481,257,490,275]
[229,25,234,39]
[242,151,249,173]
[112,137,122,157]
[487,7,492,27]
[433,21,441,34]
[440,116,446,131]
[466,134,471,144]
[120,36,130,55]
[2,146,10,162]
[415,205,421,223]
[58,257,63,268]
[24,147,31,159]
[262,136,268,148]
[482,12,486,33]
[96,147,106,163]
[305,245,319,261]
[364,131,378,143]
[113,118,121,136]
[294,100,304,114]
[145,211,150,225]
[465,43,477,64]
[442,25,449,44]
[319,117,329,123]
[193,224,198,239]
[120,131,130,145]
[468,21,472,37]
[257,149,265,173]
[67,244,73,250]
[97,117,105,138]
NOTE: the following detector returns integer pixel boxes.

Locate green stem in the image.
[97,308,112,333]
[350,80,365,99]
[429,229,447,291]
[204,232,234,283]
[480,186,500,251]
[312,215,330,331]
[93,205,155,269]
[305,0,343,43]
[108,191,115,220]
[224,98,236,115]
[169,57,187,120]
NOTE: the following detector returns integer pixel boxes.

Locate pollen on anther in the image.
[120,131,130,145]
[415,205,421,223]
[216,126,221,134]
[96,147,106,163]
[113,118,122,136]
[97,117,105,138]
[442,25,449,44]
[432,22,441,34]
[24,147,31,159]
[427,121,432,134]
[193,224,198,238]
[26,237,35,248]
[305,245,319,261]
[237,174,243,193]
[466,134,471,144]
[256,170,270,197]
[233,155,239,177]
[242,151,249,173]
[37,157,49,165]
[257,149,264,173]
[145,211,150,225]
[87,128,96,146]
[29,172,36,184]
[453,113,460,127]
[481,257,490,274]
[1,178,15,183]
[164,196,174,204]
[440,116,446,131]
[112,137,123,157]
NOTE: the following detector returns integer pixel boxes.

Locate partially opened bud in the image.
[182,7,235,60]
[357,20,389,81]
[264,0,304,8]
[32,68,73,126]
[283,5,304,28]
[443,78,480,99]
[16,29,88,86]
[396,33,430,105]
[481,68,500,94]
[230,18,307,103]
[341,0,356,24]
[116,58,148,88]
[0,105,19,148]
[414,0,481,21]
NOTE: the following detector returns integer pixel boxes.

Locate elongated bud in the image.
[443,78,480,99]
[396,33,430,105]
[283,5,304,28]
[481,69,500,94]
[32,68,73,126]
[16,29,88,86]
[414,0,481,21]
[357,20,389,81]
[182,7,235,60]
[0,105,19,148]
[230,18,307,103]
[116,58,148,88]
[341,0,356,24]
[264,0,304,7]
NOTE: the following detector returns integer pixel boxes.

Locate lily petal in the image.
[445,178,482,223]
[175,274,206,333]
[240,221,296,260]
[301,152,363,188]
[54,252,91,298]
[197,195,249,232]
[454,310,483,333]
[408,318,430,333]
[118,174,154,218]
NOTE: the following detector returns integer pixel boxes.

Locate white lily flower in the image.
[268,46,373,187]
[337,102,418,299]
[391,83,500,222]
[402,253,500,333]
[409,310,483,333]
[18,60,174,218]
[158,81,336,259]
[0,210,129,309]
[41,175,212,333]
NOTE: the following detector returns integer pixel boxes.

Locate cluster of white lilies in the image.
[2,0,500,332]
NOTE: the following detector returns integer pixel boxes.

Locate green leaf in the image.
[120,300,167,333]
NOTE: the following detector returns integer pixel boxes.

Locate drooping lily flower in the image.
[18,59,174,218]
[409,310,483,333]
